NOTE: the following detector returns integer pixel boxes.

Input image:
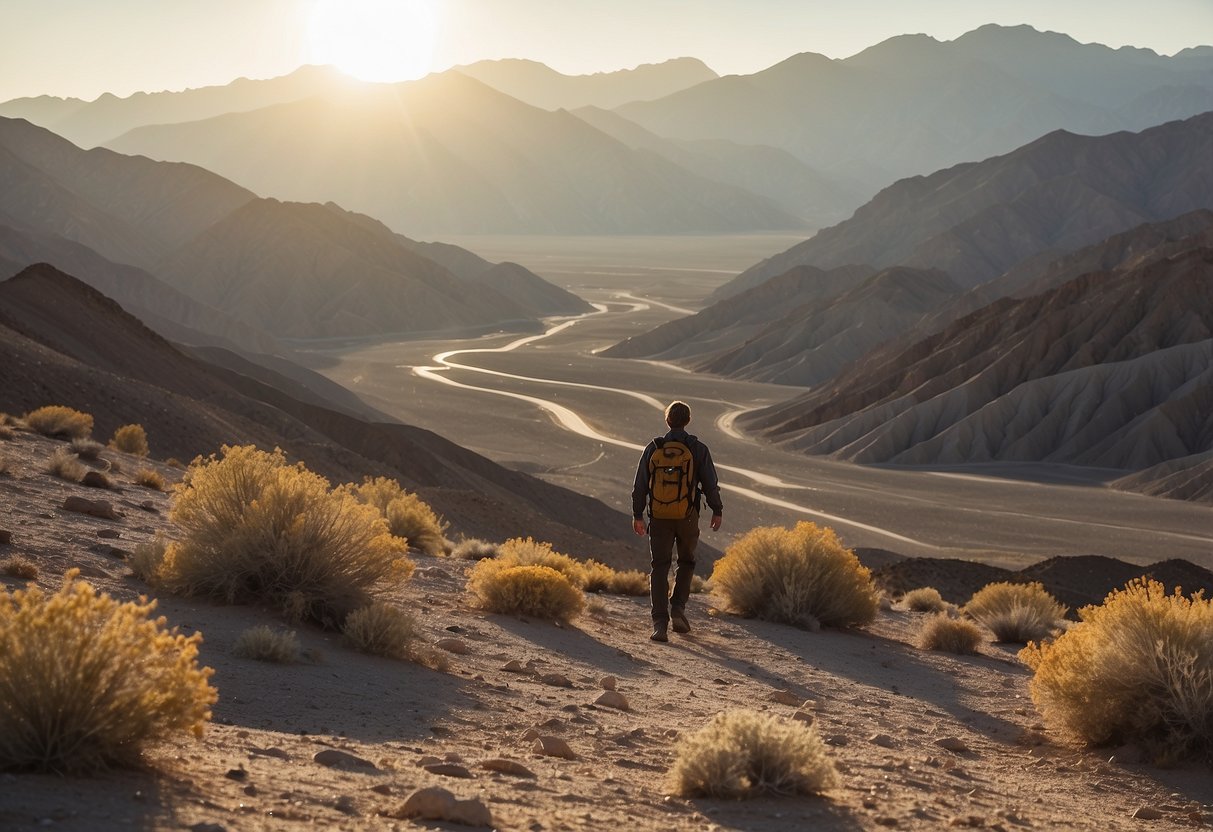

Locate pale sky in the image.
[2,0,1211,102]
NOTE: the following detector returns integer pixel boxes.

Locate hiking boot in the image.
[671,609,691,634]
[650,621,669,642]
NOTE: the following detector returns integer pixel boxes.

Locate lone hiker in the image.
[632,400,723,643]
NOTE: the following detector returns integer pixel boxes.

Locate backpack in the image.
[647,438,696,520]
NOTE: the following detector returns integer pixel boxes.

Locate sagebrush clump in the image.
[0,570,216,772]
[46,448,85,482]
[159,446,412,625]
[1,556,39,580]
[129,538,168,583]
[1021,579,1213,762]
[468,563,584,621]
[607,569,650,597]
[232,625,300,663]
[494,537,587,585]
[134,468,166,491]
[342,602,420,659]
[451,538,499,561]
[903,586,949,613]
[918,614,983,654]
[69,438,104,460]
[966,581,1065,643]
[25,406,92,440]
[109,424,149,457]
[711,522,878,628]
[342,477,448,555]
[668,710,838,798]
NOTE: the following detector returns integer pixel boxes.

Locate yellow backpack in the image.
[647,438,695,520]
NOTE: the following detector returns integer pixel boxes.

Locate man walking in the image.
[632,401,723,642]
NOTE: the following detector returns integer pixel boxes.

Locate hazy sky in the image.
[2,0,1211,102]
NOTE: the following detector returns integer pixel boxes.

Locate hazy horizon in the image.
[2,0,1211,103]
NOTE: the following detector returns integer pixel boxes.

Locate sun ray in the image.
[307,0,438,83]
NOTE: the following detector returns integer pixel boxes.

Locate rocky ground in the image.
[2,428,1212,831]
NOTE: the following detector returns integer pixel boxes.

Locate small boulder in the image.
[435,638,468,655]
[313,749,376,770]
[792,710,815,725]
[600,675,618,691]
[424,763,473,779]
[480,758,536,778]
[769,690,804,707]
[1132,807,1164,820]
[97,529,121,539]
[869,734,897,748]
[935,737,970,754]
[532,735,576,759]
[81,470,112,489]
[501,660,526,673]
[0,530,11,545]
[397,787,492,828]
[595,691,630,711]
[539,672,572,688]
[63,496,120,519]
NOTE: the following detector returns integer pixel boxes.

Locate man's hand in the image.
[710,513,722,531]
[632,518,647,536]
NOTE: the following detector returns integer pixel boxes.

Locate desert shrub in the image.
[129,538,169,583]
[918,614,983,654]
[607,569,650,597]
[903,586,948,613]
[69,438,105,460]
[468,563,584,621]
[1021,579,1213,761]
[25,406,93,440]
[158,445,412,625]
[691,575,709,594]
[495,537,587,586]
[0,412,24,428]
[134,468,166,491]
[0,453,12,477]
[342,477,449,556]
[0,570,216,772]
[108,424,149,457]
[580,560,616,593]
[46,448,85,482]
[966,582,1065,643]
[0,425,12,440]
[1,556,39,580]
[711,522,878,629]
[165,458,185,469]
[668,710,838,798]
[232,625,300,663]
[451,538,499,561]
[342,602,420,659]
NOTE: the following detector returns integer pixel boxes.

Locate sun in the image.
[307,0,438,83]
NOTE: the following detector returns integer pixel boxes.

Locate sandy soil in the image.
[2,429,1212,831]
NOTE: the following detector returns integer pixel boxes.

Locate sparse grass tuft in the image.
[711,522,878,629]
[342,602,420,660]
[1,556,39,581]
[966,582,1065,644]
[69,438,105,460]
[0,570,216,772]
[468,563,584,621]
[46,448,85,482]
[108,424,149,457]
[1021,579,1213,762]
[231,625,300,663]
[903,586,949,613]
[25,406,93,440]
[668,710,838,798]
[129,538,168,584]
[134,468,166,491]
[159,446,413,626]
[451,538,500,560]
[918,614,983,654]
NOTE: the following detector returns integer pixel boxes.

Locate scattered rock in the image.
[825,734,850,747]
[521,728,540,741]
[63,497,120,519]
[935,737,971,753]
[81,471,111,489]
[532,736,576,759]
[224,768,247,781]
[769,690,805,707]
[1132,807,1164,820]
[424,763,473,779]
[595,691,630,711]
[949,816,987,827]
[539,673,572,687]
[250,746,289,760]
[138,501,159,513]
[415,755,443,767]
[869,733,897,748]
[313,749,376,770]
[875,817,899,827]
[435,638,467,655]
[501,660,526,673]
[600,675,617,691]
[480,758,536,778]
[370,784,393,796]
[792,710,815,725]
[97,529,121,539]
[190,824,226,832]
[394,786,493,828]
[333,795,357,815]
[0,530,11,545]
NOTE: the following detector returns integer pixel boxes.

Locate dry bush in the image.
[165,458,185,469]
[129,538,168,583]
[668,710,838,798]
[342,477,449,556]
[918,614,983,654]
[966,581,1065,644]
[0,425,13,440]
[159,445,412,626]
[691,575,709,594]
[46,448,85,482]
[903,586,948,613]
[494,537,587,586]
[1021,579,1213,762]
[1,556,39,580]
[468,563,585,621]
[342,602,420,659]
[69,438,104,460]
[108,424,149,457]
[580,560,616,592]
[607,569,650,597]
[711,522,878,629]
[0,570,216,772]
[25,406,93,440]
[451,538,499,560]
[232,625,300,663]
[134,468,166,491]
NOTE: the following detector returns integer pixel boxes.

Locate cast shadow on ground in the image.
[487,612,658,678]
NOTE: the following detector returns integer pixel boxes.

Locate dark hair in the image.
[664,401,691,429]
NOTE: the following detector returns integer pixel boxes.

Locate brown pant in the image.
[648,510,699,621]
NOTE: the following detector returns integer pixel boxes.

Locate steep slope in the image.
[724,111,1213,295]
[105,71,803,235]
[0,264,638,559]
[155,199,590,339]
[453,57,717,110]
[743,247,1213,473]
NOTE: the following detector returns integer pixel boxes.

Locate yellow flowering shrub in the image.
[109,424,149,457]
[0,570,216,772]
[468,564,584,620]
[341,476,448,555]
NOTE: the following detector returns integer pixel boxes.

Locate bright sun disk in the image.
[307,0,438,83]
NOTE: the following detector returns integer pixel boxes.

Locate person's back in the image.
[631,401,723,642]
